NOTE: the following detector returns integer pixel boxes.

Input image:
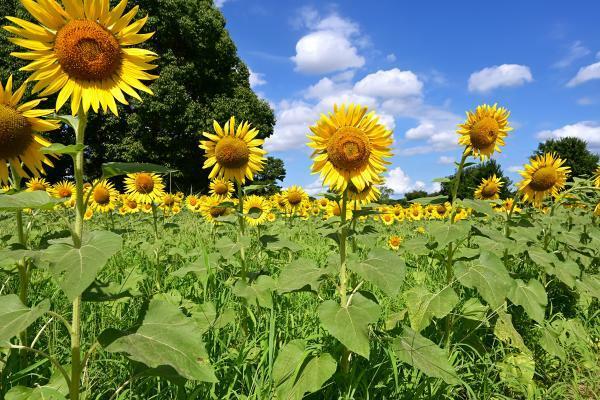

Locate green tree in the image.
[441,159,513,200]
[534,137,599,181]
[0,0,275,190]
[404,190,428,201]
[252,157,286,195]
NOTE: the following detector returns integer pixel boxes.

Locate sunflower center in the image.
[0,104,33,159]
[327,126,371,170]
[54,19,122,81]
[163,195,175,206]
[436,205,447,214]
[127,199,138,209]
[213,182,229,195]
[189,197,197,206]
[470,117,499,149]
[209,206,227,218]
[58,188,72,198]
[135,173,155,194]
[481,183,499,198]
[287,192,302,205]
[29,182,46,191]
[530,166,558,191]
[94,187,111,205]
[390,237,401,246]
[215,136,250,169]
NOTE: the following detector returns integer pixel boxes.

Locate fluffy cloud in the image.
[264,101,316,152]
[291,10,365,74]
[249,69,266,88]
[536,121,600,151]
[507,166,522,173]
[438,156,455,164]
[567,62,600,87]
[354,69,423,98]
[214,0,227,8]
[553,41,591,68]
[468,64,533,92]
[384,167,440,195]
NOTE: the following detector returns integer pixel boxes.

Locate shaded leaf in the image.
[232,275,276,309]
[405,286,458,331]
[277,258,329,294]
[101,162,175,179]
[0,295,49,342]
[0,191,60,210]
[348,249,406,297]
[508,279,547,323]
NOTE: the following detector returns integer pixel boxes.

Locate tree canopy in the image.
[441,159,513,200]
[534,137,599,181]
[0,0,275,191]
[252,157,286,195]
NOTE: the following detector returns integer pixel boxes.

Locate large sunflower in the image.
[517,153,571,207]
[209,178,234,201]
[89,179,118,212]
[0,76,58,184]
[474,175,504,200]
[283,185,308,211]
[124,172,165,204]
[457,104,512,159]
[243,195,270,226]
[308,103,393,192]
[200,117,266,184]
[6,0,158,116]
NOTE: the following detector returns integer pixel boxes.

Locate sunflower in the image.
[1,184,10,193]
[283,185,308,210]
[388,235,403,250]
[381,213,395,226]
[495,198,521,215]
[391,205,404,221]
[243,195,270,226]
[433,202,452,219]
[308,104,393,192]
[84,208,93,220]
[317,197,329,210]
[2,76,60,185]
[457,104,512,160]
[475,175,504,200]
[347,181,381,205]
[326,201,352,220]
[200,117,266,184]
[141,202,153,214]
[121,194,140,214]
[7,0,158,116]
[159,192,180,212]
[185,194,201,213]
[593,167,600,188]
[124,172,165,204]
[89,179,118,212]
[50,180,76,206]
[517,153,571,207]
[267,212,277,223]
[209,177,234,201]
[200,196,230,224]
[25,177,49,192]
[408,204,423,221]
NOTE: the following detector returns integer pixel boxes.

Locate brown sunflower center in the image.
[209,206,227,218]
[327,126,371,170]
[436,205,447,214]
[287,191,302,205]
[213,182,229,195]
[54,19,122,81]
[390,236,402,246]
[94,187,111,205]
[470,117,499,149]
[29,182,46,191]
[0,104,33,159]
[58,188,72,198]
[188,197,198,206]
[163,195,175,206]
[530,166,558,191]
[215,136,250,169]
[135,173,155,194]
[127,199,138,209]
[481,183,499,198]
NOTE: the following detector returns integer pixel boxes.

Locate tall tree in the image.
[534,137,599,180]
[252,157,286,195]
[0,0,275,189]
[441,159,513,200]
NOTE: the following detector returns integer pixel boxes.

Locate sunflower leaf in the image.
[0,191,61,210]
[348,248,406,297]
[101,162,176,179]
[0,295,49,342]
[40,143,85,156]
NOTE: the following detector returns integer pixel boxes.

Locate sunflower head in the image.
[388,235,403,250]
[517,153,571,207]
[124,172,165,204]
[26,177,49,192]
[474,175,504,200]
[200,196,230,224]
[457,104,512,159]
[283,185,308,209]
[244,195,271,226]
[308,104,393,192]
[347,181,381,205]
[200,117,266,184]
[7,0,158,116]
[50,180,76,203]
[209,178,234,200]
[90,179,118,212]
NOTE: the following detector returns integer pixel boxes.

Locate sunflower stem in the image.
[339,190,351,373]
[151,202,159,239]
[237,182,247,281]
[504,192,522,238]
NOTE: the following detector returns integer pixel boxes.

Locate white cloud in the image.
[291,10,365,74]
[354,69,423,98]
[384,167,440,195]
[249,69,266,88]
[264,101,317,152]
[214,0,227,8]
[537,121,600,151]
[577,97,594,105]
[468,64,533,92]
[386,53,396,62]
[553,41,591,68]
[438,156,455,164]
[304,77,345,99]
[304,179,327,196]
[507,166,522,173]
[567,62,600,87]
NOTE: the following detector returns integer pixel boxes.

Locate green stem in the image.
[12,171,29,354]
[339,190,351,373]
[237,182,247,281]
[504,192,521,238]
[151,202,159,239]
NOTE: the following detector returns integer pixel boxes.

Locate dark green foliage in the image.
[404,190,428,201]
[534,137,599,180]
[441,160,513,200]
[252,157,286,195]
[0,0,275,190]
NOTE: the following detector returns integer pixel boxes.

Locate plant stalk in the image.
[339,190,351,372]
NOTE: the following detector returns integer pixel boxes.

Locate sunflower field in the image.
[1,1,600,399]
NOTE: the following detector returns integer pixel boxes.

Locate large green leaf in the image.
[273,340,307,388]
[405,285,458,331]
[5,367,68,399]
[40,143,85,156]
[317,293,380,359]
[429,222,470,247]
[494,310,530,354]
[392,326,460,385]
[232,275,276,309]
[101,162,175,178]
[277,258,329,294]
[454,251,514,309]
[459,199,495,215]
[215,236,251,259]
[0,295,49,342]
[538,325,566,361]
[103,299,217,382]
[348,249,406,296]
[42,231,122,301]
[0,191,60,210]
[576,274,600,299]
[507,279,547,323]
[191,302,217,334]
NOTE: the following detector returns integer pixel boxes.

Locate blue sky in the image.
[217,0,600,195]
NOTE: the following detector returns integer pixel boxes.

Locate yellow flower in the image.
[185,194,201,212]
[593,166,600,188]
[415,226,426,234]
[308,103,393,192]
[388,235,403,250]
[433,202,451,219]
[89,179,118,213]
[124,172,165,204]
[50,180,75,207]
[200,117,266,184]
[283,185,308,210]
[517,153,571,207]
[84,208,94,220]
[326,201,352,220]
[391,205,404,221]
[25,177,50,192]
[0,76,59,184]
[408,204,423,221]
[267,212,276,223]
[7,0,158,116]
[159,192,180,212]
[457,104,512,159]
[209,178,234,201]
[347,181,381,205]
[474,175,504,200]
[121,195,140,214]
[244,195,270,226]
[200,196,230,224]
[317,197,329,210]
[141,202,153,214]
[381,213,395,226]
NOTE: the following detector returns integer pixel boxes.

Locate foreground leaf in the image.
[277,258,329,294]
[405,285,458,332]
[494,310,530,354]
[101,162,175,178]
[0,295,49,342]
[103,299,217,382]
[348,248,406,297]
[232,275,276,309]
[0,191,60,210]
[507,279,547,323]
